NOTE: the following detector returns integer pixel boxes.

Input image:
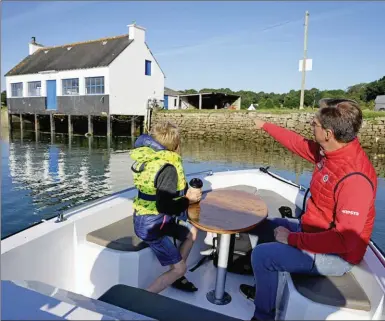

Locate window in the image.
[174,98,177,107]
[85,77,104,94]
[62,78,79,95]
[11,83,23,97]
[145,60,151,76]
[28,81,41,96]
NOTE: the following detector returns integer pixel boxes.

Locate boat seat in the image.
[291,272,371,311]
[86,216,148,252]
[99,284,242,321]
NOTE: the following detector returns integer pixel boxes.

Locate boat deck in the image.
[160,258,255,320]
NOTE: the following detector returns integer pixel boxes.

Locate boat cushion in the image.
[98,284,242,321]
[86,216,148,252]
[291,272,371,311]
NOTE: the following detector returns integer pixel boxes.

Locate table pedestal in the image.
[207,233,232,305]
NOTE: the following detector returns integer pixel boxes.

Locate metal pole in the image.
[299,11,309,110]
[207,233,232,305]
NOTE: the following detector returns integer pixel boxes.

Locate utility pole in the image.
[299,10,309,109]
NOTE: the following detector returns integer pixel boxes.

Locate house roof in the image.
[164,87,180,96]
[375,95,385,103]
[5,35,133,76]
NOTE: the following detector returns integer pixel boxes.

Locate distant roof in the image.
[164,87,180,96]
[375,95,385,103]
[5,35,133,76]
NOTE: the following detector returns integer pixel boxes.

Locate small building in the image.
[176,92,241,110]
[5,24,165,135]
[163,87,180,110]
[375,95,385,111]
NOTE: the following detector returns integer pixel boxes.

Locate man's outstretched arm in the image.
[255,119,320,164]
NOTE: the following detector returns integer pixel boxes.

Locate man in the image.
[131,121,202,293]
[240,99,377,321]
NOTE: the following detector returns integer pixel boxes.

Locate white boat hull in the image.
[2,168,385,320]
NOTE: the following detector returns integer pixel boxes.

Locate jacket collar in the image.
[134,134,166,151]
[322,138,361,160]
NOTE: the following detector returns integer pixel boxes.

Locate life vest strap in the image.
[137,189,185,201]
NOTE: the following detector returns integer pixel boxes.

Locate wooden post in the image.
[68,115,73,135]
[199,94,202,110]
[88,115,93,135]
[107,115,111,136]
[131,116,136,137]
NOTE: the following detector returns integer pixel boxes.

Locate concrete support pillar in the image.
[50,114,55,134]
[131,116,136,137]
[19,113,23,132]
[88,115,93,135]
[88,136,93,154]
[107,135,111,151]
[34,114,39,132]
[34,114,39,142]
[177,96,180,110]
[199,94,202,110]
[107,115,111,136]
[68,115,73,135]
[8,113,12,132]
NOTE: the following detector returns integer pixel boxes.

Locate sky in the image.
[1,1,385,93]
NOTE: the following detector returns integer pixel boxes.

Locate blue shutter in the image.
[145,60,151,76]
[164,95,168,109]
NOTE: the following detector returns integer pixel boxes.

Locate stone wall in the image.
[152,111,385,151]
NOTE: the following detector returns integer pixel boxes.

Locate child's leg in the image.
[144,229,188,293]
[166,217,198,263]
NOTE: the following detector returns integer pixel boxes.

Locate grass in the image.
[156,108,385,119]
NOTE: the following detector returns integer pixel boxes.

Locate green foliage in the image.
[176,76,385,110]
[1,90,6,106]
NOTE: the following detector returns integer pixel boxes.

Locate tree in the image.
[265,98,275,109]
[1,90,6,106]
[176,75,385,110]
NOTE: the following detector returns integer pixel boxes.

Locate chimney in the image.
[127,23,146,43]
[29,36,44,55]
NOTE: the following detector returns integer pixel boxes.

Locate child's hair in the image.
[150,121,181,151]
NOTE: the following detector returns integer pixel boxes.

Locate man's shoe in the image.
[240,284,255,302]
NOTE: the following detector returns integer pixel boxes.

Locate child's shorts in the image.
[134,212,194,266]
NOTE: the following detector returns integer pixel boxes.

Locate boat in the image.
[2,167,385,320]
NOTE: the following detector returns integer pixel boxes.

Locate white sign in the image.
[299,59,313,71]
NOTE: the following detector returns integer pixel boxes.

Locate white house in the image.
[164,87,180,110]
[5,24,165,118]
[375,95,385,111]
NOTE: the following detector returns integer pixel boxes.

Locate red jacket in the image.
[262,123,377,265]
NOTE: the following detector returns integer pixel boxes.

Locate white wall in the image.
[109,37,165,116]
[167,95,179,110]
[6,67,110,98]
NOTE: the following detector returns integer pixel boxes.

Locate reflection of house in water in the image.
[7,141,118,215]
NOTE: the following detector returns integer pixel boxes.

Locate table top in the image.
[187,189,268,234]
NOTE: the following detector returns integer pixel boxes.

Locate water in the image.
[2,129,385,253]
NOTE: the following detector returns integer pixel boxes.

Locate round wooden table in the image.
[188,189,268,305]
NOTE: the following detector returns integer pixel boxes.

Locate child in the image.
[130,121,202,293]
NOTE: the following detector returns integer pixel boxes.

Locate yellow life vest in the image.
[130,146,187,215]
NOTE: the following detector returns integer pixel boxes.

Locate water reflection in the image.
[2,130,385,253]
[180,138,385,178]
